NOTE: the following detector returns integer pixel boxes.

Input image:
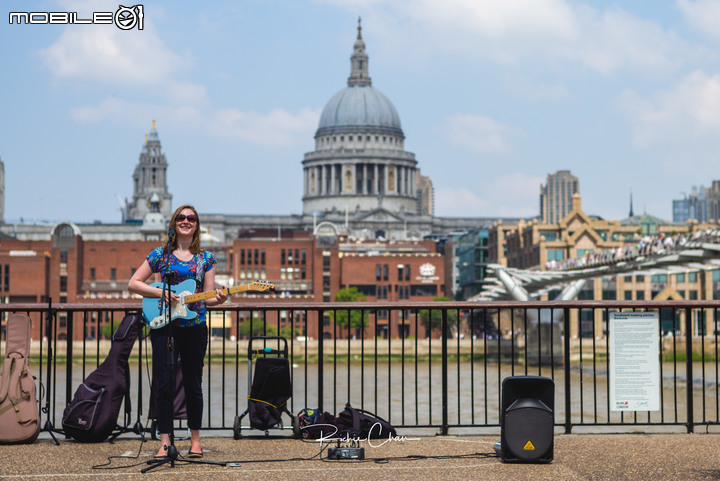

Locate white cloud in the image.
[435,173,542,217]
[409,0,577,41]
[39,19,189,86]
[70,96,139,123]
[569,7,684,75]
[678,0,720,41]
[434,187,491,217]
[441,114,520,154]
[166,83,209,107]
[336,0,689,75]
[487,173,545,216]
[71,97,320,147]
[500,75,571,101]
[619,70,720,147]
[211,107,320,147]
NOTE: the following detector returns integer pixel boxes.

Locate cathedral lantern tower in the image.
[125,120,173,222]
[302,20,420,219]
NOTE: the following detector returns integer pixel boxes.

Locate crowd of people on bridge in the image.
[545,228,719,271]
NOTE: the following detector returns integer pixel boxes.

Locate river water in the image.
[40,359,720,433]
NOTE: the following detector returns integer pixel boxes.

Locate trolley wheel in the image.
[233,415,241,440]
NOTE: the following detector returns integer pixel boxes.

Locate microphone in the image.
[167,227,176,241]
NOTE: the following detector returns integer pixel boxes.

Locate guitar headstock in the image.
[248,280,276,293]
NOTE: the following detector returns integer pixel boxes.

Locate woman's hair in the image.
[168,204,202,254]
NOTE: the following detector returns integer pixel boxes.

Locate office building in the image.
[540,170,579,224]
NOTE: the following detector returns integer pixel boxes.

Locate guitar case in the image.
[0,313,41,444]
[62,313,140,442]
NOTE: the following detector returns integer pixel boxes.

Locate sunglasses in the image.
[176,214,197,223]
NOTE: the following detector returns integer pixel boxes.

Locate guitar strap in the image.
[194,252,206,289]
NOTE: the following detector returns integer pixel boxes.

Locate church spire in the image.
[348,17,371,87]
[148,117,159,142]
[126,120,172,223]
[629,189,634,217]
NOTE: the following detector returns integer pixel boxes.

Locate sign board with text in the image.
[609,311,660,411]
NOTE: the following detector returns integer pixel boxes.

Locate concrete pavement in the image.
[2,433,720,480]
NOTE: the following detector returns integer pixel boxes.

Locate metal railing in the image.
[2,300,720,437]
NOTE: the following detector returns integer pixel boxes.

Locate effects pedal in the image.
[328,446,365,459]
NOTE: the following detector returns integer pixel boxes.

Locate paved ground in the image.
[2,433,720,480]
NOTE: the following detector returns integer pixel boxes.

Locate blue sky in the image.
[2,0,720,224]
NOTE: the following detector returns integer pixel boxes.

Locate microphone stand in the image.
[143,230,225,473]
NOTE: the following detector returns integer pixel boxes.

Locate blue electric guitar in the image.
[142,279,275,329]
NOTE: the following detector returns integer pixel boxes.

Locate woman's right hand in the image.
[161,288,180,305]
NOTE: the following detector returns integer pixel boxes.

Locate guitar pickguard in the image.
[170,290,193,318]
[143,280,199,328]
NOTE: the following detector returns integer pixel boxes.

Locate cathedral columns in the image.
[307,161,418,199]
[320,165,326,195]
[374,164,379,194]
[363,164,368,194]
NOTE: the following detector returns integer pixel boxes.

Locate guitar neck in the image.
[183,284,258,304]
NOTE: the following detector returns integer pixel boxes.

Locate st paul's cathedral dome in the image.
[302,21,426,226]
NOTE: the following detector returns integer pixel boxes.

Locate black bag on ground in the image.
[298,404,396,440]
[297,408,340,439]
[336,403,396,439]
[62,313,140,442]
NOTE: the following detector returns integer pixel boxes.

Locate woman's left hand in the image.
[214,288,228,304]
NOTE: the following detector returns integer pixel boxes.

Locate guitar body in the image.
[142,279,198,329]
[141,278,276,329]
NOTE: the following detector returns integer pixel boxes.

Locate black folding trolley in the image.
[233,336,296,438]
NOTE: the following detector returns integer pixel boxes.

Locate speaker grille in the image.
[501,376,554,463]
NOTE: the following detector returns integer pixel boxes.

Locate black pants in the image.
[151,323,208,433]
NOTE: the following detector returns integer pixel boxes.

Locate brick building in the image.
[0,222,445,341]
[0,24,516,341]
[229,225,445,340]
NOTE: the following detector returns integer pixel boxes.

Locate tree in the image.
[333,287,369,331]
[280,324,301,340]
[239,318,277,338]
[419,296,458,337]
[101,322,114,340]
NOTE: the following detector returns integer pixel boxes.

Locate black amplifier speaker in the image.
[500,375,554,463]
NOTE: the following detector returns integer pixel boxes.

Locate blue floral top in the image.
[146,247,217,327]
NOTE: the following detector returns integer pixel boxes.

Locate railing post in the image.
[441,307,448,435]
[136,310,144,427]
[564,307,572,434]
[685,307,694,433]
[65,310,74,416]
[318,308,324,413]
[43,299,54,424]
